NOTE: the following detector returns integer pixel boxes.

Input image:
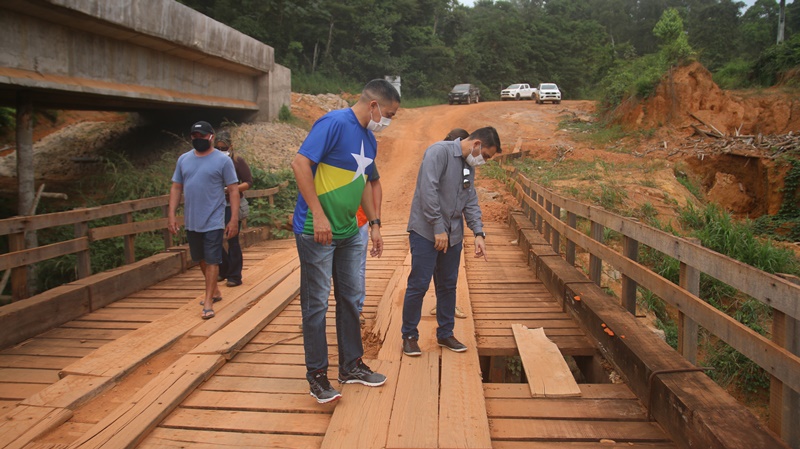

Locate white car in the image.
[535,83,561,104]
[501,83,536,101]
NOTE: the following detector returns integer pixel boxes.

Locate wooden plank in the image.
[512,324,581,397]
[88,217,169,242]
[386,353,438,449]
[66,354,224,449]
[182,390,335,414]
[21,375,114,409]
[0,383,46,400]
[439,261,492,449]
[190,270,300,356]
[140,427,322,449]
[0,368,60,384]
[484,383,636,400]
[0,405,72,449]
[0,238,89,272]
[485,398,647,420]
[489,418,670,442]
[0,355,79,370]
[159,408,329,435]
[200,376,311,395]
[191,251,299,338]
[320,360,399,449]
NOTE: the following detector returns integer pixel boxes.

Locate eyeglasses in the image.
[216,145,229,152]
[463,167,471,189]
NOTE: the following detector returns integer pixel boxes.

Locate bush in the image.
[751,33,800,87]
[713,59,754,89]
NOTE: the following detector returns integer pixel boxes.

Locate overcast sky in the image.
[457,0,763,9]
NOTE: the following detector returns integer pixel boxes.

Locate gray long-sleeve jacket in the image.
[406,139,484,247]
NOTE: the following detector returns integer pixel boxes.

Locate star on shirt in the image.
[351,141,374,182]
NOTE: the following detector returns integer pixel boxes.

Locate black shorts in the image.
[187,229,224,265]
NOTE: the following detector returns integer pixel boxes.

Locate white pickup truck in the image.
[535,83,562,104]
[500,83,536,101]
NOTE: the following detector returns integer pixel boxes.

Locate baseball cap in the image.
[190,121,214,135]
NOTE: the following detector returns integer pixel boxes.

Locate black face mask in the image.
[192,138,211,152]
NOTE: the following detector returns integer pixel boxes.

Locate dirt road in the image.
[373,100,595,224]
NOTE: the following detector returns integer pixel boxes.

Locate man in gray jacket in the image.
[401,127,501,355]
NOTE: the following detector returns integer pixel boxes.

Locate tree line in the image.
[179,0,800,100]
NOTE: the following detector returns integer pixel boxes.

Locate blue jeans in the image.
[401,231,462,340]
[358,224,369,312]
[219,206,243,283]
[295,233,363,374]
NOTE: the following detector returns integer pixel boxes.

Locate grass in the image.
[400,97,446,108]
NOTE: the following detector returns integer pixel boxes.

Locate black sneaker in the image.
[307,370,342,403]
[402,336,422,356]
[338,358,387,386]
[437,336,467,353]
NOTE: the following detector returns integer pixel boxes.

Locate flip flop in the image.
[201,309,215,320]
[199,296,223,305]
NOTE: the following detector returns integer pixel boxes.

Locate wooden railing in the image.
[0,184,285,301]
[497,157,799,446]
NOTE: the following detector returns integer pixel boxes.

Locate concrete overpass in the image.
[0,0,291,122]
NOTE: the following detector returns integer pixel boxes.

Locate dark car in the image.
[448,83,480,105]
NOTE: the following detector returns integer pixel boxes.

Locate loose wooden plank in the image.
[438,262,492,449]
[320,360,399,449]
[0,405,72,449]
[140,427,323,449]
[386,353,438,449]
[66,354,224,449]
[512,324,581,398]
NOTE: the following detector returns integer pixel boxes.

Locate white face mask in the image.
[465,143,485,167]
[367,102,392,132]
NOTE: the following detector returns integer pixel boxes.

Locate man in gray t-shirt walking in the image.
[168,121,240,320]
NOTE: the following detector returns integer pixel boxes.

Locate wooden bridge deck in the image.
[0,223,678,448]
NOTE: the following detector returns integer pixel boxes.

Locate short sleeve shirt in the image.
[172,149,238,232]
[292,108,377,239]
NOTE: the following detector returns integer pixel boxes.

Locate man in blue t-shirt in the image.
[168,121,240,320]
[291,79,400,404]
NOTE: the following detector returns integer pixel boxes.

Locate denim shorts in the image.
[187,229,224,264]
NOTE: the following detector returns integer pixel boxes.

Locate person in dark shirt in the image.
[215,130,253,287]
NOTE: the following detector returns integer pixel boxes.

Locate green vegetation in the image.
[177,0,800,103]
[277,104,309,129]
[674,165,703,200]
[754,157,800,242]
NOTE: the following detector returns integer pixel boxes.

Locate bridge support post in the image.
[13,91,35,300]
[551,205,561,255]
[770,275,800,448]
[589,221,603,286]
[621,236,639,314]
[565,212,577,266]
[678,250,700,365]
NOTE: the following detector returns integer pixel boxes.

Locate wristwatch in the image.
[475,231,486,238]
[369,218,382,228]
